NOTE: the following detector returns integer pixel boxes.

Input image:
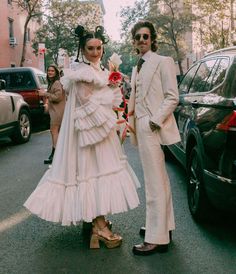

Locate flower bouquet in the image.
[108,53,122,87]
[108,53,134,144]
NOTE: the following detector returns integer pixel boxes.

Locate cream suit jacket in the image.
[129,52,181,146]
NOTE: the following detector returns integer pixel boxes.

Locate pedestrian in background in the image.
[24,25,140,250]
[44,65,66,164]
[128,20,181,255]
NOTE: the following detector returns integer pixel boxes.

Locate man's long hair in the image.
[131,21,158,53]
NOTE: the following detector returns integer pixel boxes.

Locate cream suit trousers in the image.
[136,115,175,244]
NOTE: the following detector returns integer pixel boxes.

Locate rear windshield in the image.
[0,71,37,90]
[37,74,48,88]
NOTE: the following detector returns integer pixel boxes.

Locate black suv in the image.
[167,46,236,220]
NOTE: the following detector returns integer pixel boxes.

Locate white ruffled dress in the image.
[24,62,140,225]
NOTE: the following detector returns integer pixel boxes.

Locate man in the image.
[128,21,181,256]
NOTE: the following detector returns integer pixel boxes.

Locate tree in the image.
[149,0,195,75]
[193,0,233,50]
[32,0,101,66]
[120,0,149,39]
[13,0,43,67]
[102,41,136,77]
[120,0,195,75]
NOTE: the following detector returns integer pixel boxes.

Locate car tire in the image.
[187,145,211,221]
[11,109,31,144]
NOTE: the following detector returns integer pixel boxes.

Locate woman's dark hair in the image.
[46,64,60,89]
[131,21,158,53]
[74,25,109,63]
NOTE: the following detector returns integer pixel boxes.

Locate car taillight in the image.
[217,111,236,131]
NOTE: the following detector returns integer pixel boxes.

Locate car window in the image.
[189,59,217,93]
[0,72,36,90]
[37,75,47,87]
[210,58,229,89]
[178,63,199,94]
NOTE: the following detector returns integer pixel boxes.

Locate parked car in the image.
[167,46,236,221]
[0,79,31,144]
[0,67,47,119]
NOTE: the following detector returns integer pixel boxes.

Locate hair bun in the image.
[75,25,85,38]
[95,26,104,35]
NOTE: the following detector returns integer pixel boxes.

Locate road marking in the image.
[0,208,31,233]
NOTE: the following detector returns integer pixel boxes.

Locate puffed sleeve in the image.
[74,83,122,148]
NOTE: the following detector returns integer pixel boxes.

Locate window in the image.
[8,18,14,38]
[38,75,47,87]
[0,72,36,90]
[189,59,217,93]
[211,58,229,89]
[178,63,199,94]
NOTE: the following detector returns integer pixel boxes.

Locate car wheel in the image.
[187,145,211,221]
[11,109,31,144]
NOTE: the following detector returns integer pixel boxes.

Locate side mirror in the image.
[0,79,6,90]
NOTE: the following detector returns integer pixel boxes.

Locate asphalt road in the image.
[0,130,235,274]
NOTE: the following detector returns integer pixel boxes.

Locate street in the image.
[0,130,235,274]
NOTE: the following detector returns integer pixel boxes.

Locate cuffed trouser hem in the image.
[145,229,174,245]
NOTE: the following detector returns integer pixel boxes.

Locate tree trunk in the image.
[178,60,184,76]
[20,17,30,67]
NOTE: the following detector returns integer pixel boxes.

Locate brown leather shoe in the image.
[139,227,172,242]
[132,242,168,255]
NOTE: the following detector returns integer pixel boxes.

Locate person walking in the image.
[128,21,181,255]
[24,25,140,249]
[44,65,66,164]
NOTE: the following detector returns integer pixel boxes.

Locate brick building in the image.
[0,0,41,68]
[0,0,105,69]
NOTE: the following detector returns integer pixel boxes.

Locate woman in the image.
[44,65,66,164]
[24,25,140,249]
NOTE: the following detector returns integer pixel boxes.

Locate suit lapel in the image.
[140,53,162,98]
[131,66,137,91]
[129,66,137,114]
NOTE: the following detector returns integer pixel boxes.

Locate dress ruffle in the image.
[24,161,140,225]
[74,100,117,147]
[61,66,108,92]
[74,88,122,147]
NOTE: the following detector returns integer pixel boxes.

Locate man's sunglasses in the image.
[134,33,149,41]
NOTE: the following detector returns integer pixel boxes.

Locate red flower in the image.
[108,71,122,85]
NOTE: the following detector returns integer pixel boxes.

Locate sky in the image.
[103,0,136,41]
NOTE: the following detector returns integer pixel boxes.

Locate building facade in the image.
[157,0,236,74]
[0,0,105,70]
[0,0,40,68]
[191,0,236,63]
